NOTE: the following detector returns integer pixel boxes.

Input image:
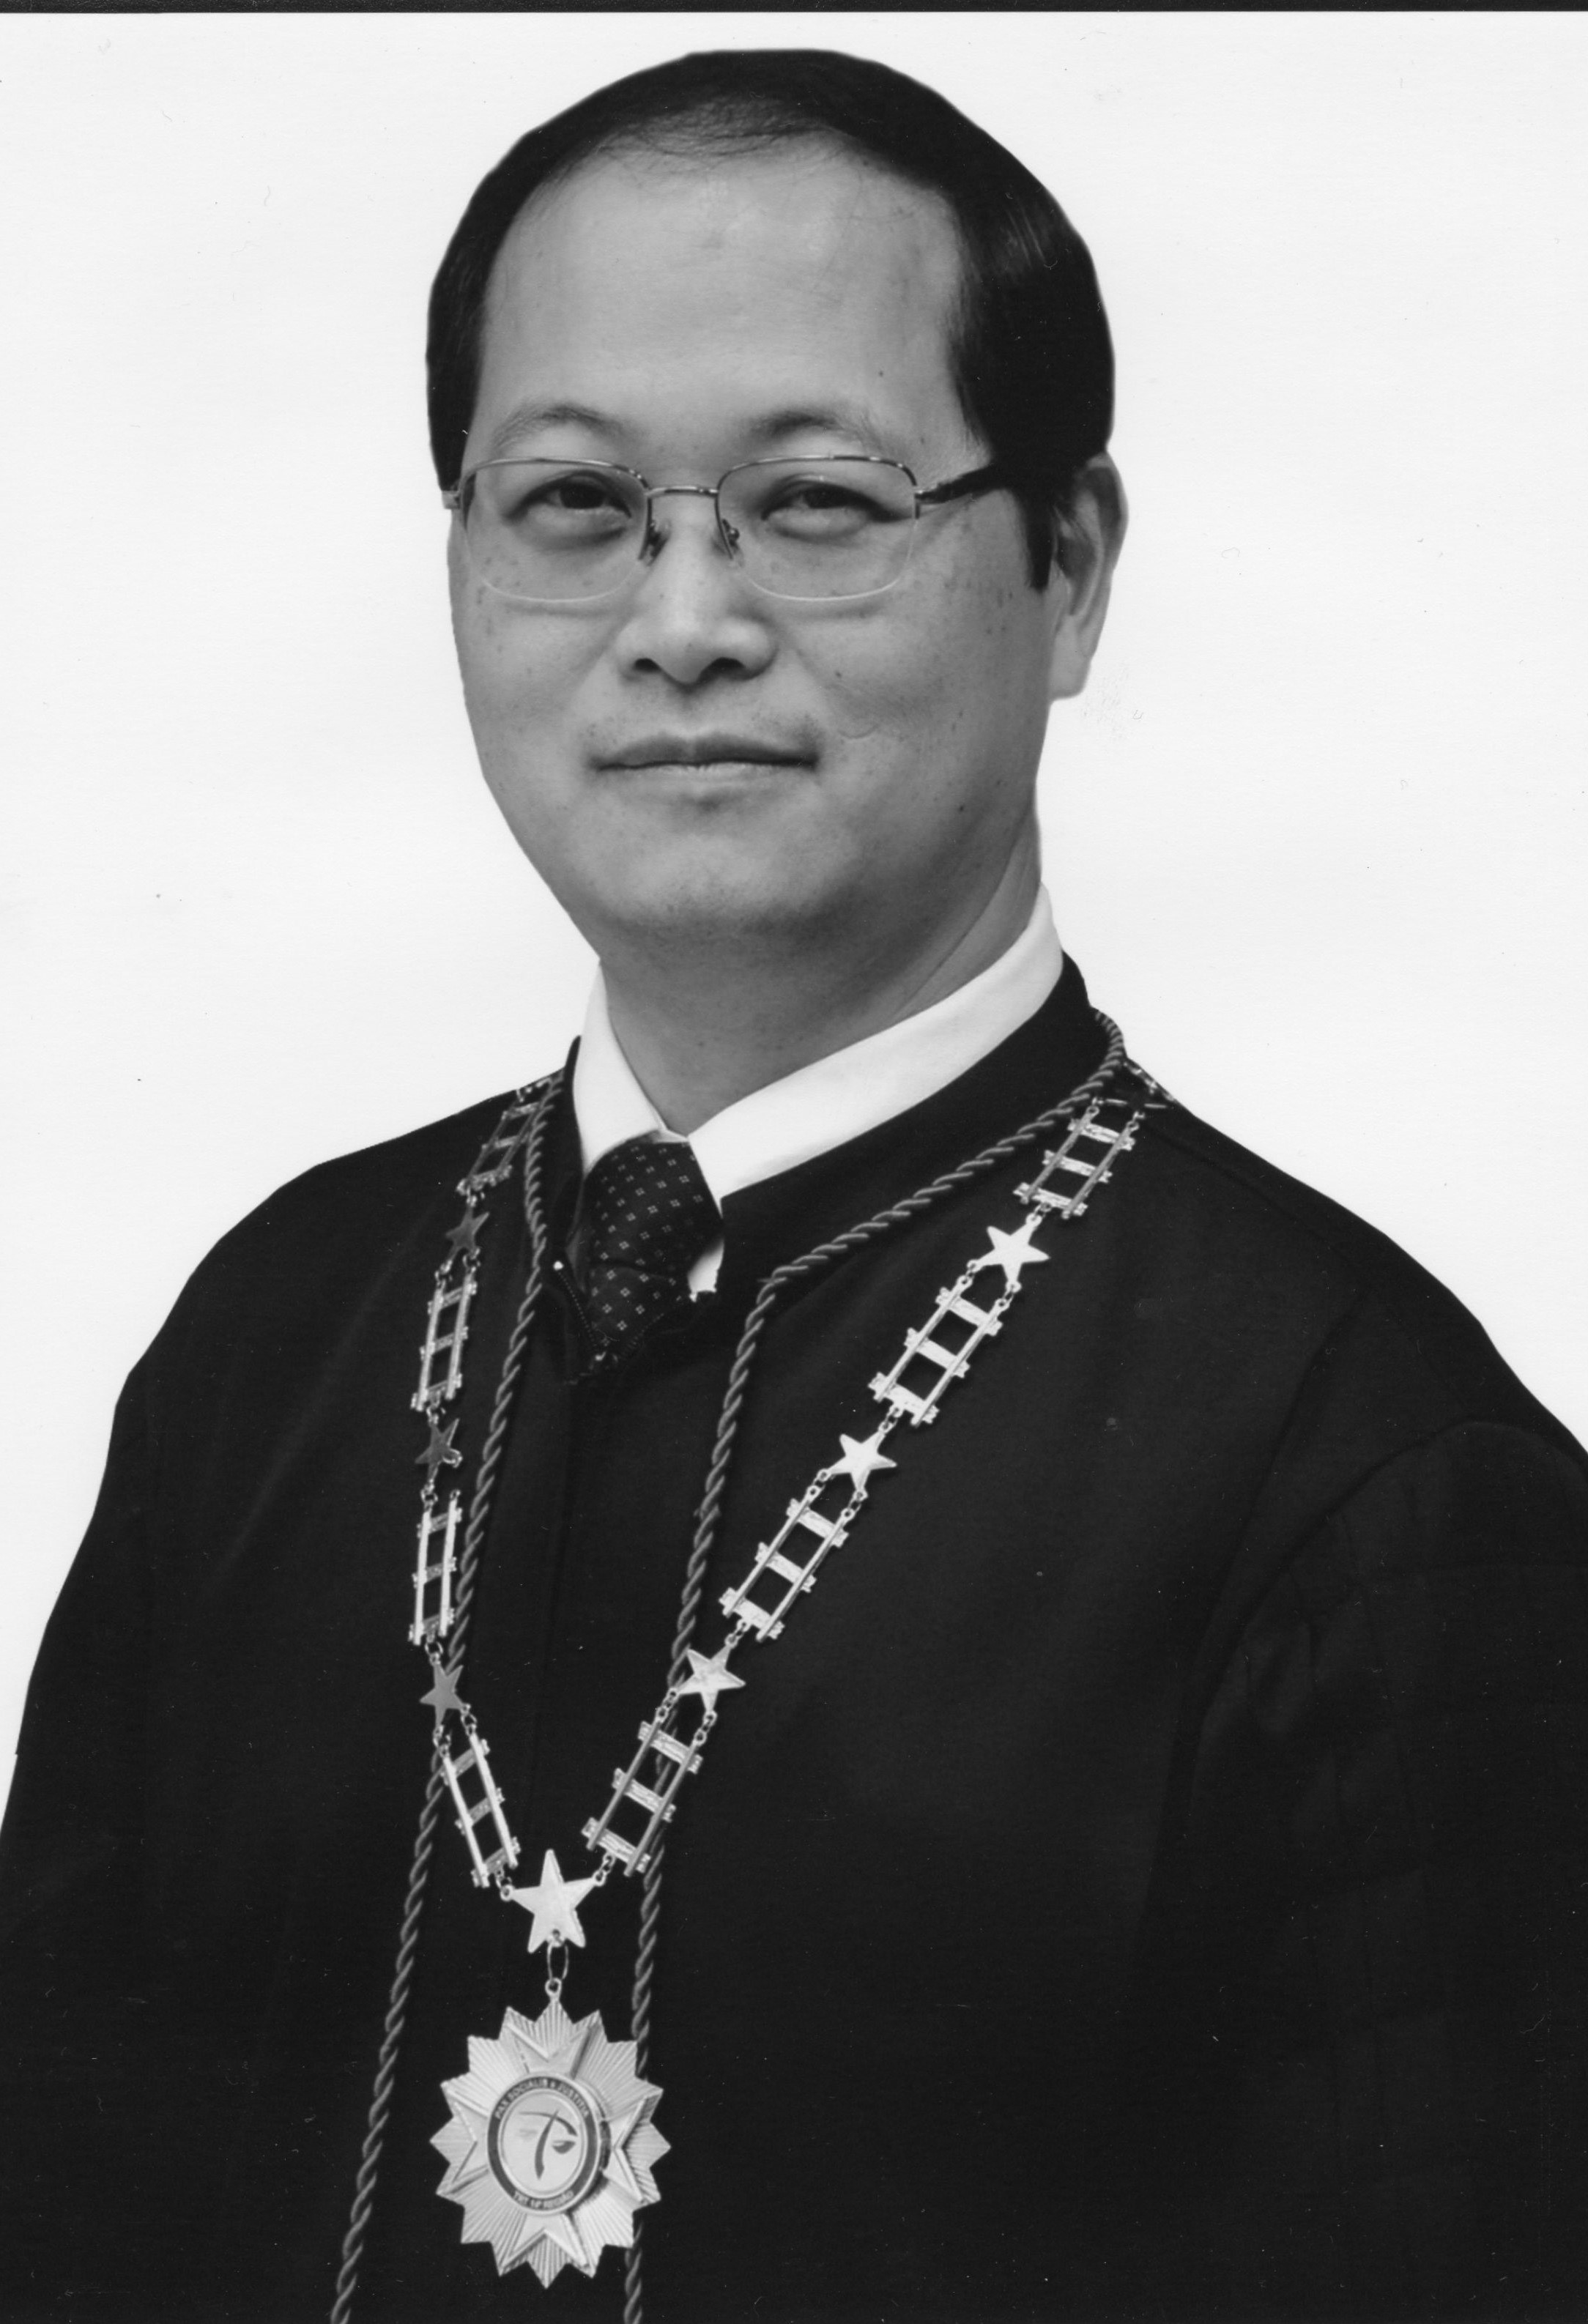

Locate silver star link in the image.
[676,1644,746,1711]
[971,1215,1051,1288]
[828,1427,897,1489]
[421,1662,467,1720]
[445,1209,484,1263]
[417,1415,464,1488]
[508,1850,600,1952]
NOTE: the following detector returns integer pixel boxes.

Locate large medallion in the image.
[433,1998,667,2284]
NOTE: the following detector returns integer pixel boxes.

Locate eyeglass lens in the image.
[460,459,919,603]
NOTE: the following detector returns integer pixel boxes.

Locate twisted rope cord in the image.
[330,1088,556,2324]
[621,1014,1133,2324]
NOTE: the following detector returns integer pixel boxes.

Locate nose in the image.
[610,492,777,688]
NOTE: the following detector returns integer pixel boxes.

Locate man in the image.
[1,45,1584,2324]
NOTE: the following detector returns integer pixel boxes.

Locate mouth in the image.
[598,733,815,773]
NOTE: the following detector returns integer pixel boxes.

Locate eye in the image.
[756,474,897,540]
[540,472,627,515]
[494,466,637,540]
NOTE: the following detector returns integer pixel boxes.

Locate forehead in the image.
[471,144,971,465]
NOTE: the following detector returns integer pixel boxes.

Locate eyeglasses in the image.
[442,453,1005,605]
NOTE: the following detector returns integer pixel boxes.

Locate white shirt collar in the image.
[572,891,1064,1293]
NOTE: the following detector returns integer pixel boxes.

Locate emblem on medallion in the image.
[433,1997,667,2284]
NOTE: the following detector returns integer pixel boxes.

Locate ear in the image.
[1046,456,1128,702]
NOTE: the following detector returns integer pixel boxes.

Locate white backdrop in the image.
[3,12,1585,1813]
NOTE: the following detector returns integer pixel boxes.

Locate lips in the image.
[598,732,814,770]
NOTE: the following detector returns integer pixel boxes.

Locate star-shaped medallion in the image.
[432,1997,667,2285]
[507,1850,600,1953]
[828,1427,897,1490]
[417,1415,463,1488]
[676,1644,746,1712]
[422,1662,467,1720]
[971,1215,1051,1288]
[445,1209,484,1264]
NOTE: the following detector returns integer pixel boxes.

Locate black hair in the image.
[426,49,1113,585]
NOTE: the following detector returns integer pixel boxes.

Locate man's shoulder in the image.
[1122,1083,1581,1464]
[1139,1091,1452,1293]
[237,1085,535,1244]
[153,1083,553,1354]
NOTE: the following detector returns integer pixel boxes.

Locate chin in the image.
[574,858,858,959]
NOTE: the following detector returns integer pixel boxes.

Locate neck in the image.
[598,844,1042,1135]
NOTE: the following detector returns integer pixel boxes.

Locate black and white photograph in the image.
[2,14,1586,2320]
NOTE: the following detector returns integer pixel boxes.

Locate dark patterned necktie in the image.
[577,1134,720,1362]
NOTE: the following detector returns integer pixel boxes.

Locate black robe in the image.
[3,962,1586,2323]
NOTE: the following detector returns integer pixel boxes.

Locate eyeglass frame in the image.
[440,451,1009,605]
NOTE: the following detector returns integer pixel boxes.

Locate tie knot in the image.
[576,1135,719,1362]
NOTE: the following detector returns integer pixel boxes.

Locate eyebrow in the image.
[481,401,616,461]
[479,398,896,465]
[738,403,893,451]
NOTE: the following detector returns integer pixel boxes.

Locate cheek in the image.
[812,601,961,749]
[817,571,1029,764]
[453,586,590,752]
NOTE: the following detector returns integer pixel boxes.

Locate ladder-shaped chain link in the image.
[579,1092,1145,1881]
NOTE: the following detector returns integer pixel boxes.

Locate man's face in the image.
[451,144,1085,976]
